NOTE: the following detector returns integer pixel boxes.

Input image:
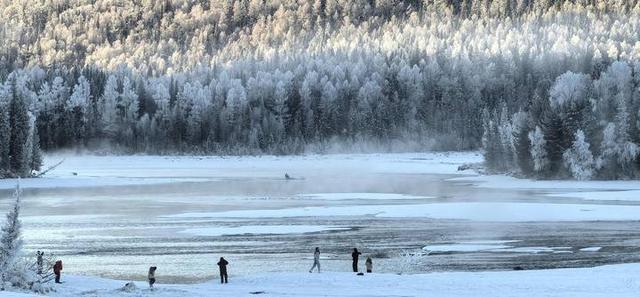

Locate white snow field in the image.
[5,264,640,297]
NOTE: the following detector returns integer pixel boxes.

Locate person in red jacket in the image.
[53,260,63,283]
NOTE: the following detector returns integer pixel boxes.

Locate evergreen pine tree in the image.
[0,103,10,175]
[8,82,30,177]
[29,123,42,174]
[0,183,23,290]
[512,111,533,175]
[529,126,548,176]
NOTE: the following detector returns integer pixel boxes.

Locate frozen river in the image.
[2,152,640,283]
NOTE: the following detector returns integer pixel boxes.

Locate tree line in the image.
[483,61,640,180]
[1,0,640,179]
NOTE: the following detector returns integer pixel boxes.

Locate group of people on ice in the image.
[40,247,373,290]
[147,257,229,290]
[309,247,373,274]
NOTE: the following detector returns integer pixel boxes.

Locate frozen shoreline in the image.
[5,264,640,297]
[0,152,482,190]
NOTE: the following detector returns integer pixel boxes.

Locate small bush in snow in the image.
[395,250,428,275]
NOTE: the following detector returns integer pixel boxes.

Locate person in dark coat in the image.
[351,248,361,272]
[217,257,229,284]
[53,260,63,283]
[148,266,157,289]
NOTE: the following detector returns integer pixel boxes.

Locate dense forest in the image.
[1,0,640,179]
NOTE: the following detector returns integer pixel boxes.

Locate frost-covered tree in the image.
[100,75,119,138]
[598,121,639,179]
[68,76,91,146]
[563,130,595,180]
[1,0,640,179]
[0,183,48,292]
[0,183,23,290]
[528,126,548,175]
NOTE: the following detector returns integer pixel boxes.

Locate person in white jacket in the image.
[309,247,321,273]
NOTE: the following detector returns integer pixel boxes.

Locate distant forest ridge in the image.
[0,0,640,179]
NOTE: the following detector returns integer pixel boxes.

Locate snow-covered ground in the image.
[5,264,640,297]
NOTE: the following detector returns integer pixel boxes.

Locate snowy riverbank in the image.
[3,152,639,201]
[4,264,640,297]
[1,152,483,190]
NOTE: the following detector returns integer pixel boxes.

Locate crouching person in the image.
[365,257,373,273]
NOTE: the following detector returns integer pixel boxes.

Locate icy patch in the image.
[0,176,214,190]
[298,193,432,200]
[21,214,115,224]
[423,241,516,252]
[179,225,349,236]
[451,175,640,191]
[423,241,565,254]
[547,190,640,202]
[499,247,555,253]
[167,202,640,222]
[580,247,602,252]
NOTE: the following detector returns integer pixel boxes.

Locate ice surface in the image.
[423,241,514,252]
[453,175,640,191]
[547,190,640,201]
[168,202,640,222]
[179,225,349,236]
[297,192,432,200]
[580,247,602,252]
[424,241,567,254]
[0,152,482,190]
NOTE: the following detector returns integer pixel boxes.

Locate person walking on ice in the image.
[351,248,361,272]
[218,257,229,284]
[148,266,157,289]
[365,257,373,273]
[309,247,321,273]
